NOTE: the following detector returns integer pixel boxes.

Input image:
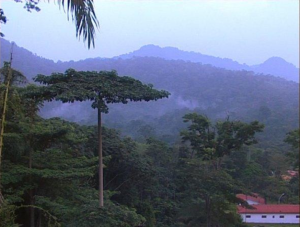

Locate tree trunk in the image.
[29,102,36,226]
[29,188,34,227]
[29,149,34,227]
[206,195,211,227]
[37,209,42,227]
[98,108,104,207]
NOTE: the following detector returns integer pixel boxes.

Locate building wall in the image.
[241,213,300,224]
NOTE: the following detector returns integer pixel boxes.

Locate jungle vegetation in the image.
[0,61,298,226]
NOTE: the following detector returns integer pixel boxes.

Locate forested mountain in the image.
[117,44,248,71]
[117,44,299,82]
[2,39,299,83]
[0,39,58,79]
[1,38,299,148]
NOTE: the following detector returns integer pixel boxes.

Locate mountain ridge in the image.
[1,39,298,82]
[116,44,299,82]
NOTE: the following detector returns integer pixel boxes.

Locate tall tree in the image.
[0,58,27,205]
[17,85,45,227]
[179,113,264,226]
[284,129,299,169]
[27,69,170,207]
[181,113,264,169]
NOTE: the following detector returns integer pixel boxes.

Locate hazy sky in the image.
[1,0,299,66]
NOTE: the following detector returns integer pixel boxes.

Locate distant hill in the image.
[251,57,299,82]
[116,44,299,82]
[1,39,299,147]
[0,38,57,79]
[117,44,250,71]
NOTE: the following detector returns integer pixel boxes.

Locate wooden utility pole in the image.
[98,108,103,207]
[0,43,14,205]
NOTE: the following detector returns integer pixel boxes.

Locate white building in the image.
[238,204,300,224]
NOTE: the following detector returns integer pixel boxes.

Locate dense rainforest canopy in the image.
[0,62,298,226]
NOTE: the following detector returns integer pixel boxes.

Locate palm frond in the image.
[57,0,99,49]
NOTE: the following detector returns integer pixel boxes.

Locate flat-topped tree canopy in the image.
[30,68,170,208]
[33,69,170,112]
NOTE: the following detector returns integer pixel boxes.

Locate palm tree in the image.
[1,0,99,48]
[56,0,99,48]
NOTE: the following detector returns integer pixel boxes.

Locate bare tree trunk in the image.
[98,108,104,207]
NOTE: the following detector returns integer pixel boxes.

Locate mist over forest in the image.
[1,38,298,147]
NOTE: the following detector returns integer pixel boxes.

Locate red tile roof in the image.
[236,194,265,204]
[238,205,300,214]
[287,170,298,177]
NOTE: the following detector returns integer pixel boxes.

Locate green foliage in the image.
[0,203,19,227]
[284,129,299,169]
[34,189,145,227]
[177,114,280,226]
[0,112,147,226]
[1,103,297,226]
[176,156,245,227]
[0,203,63,227]
[32,69,170,112]
[58,0,99,48]
[284,129,299,149]
[0,62,27,86]
[0,9,6,38]
[180,113,264,168]
[0,65,297,226]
